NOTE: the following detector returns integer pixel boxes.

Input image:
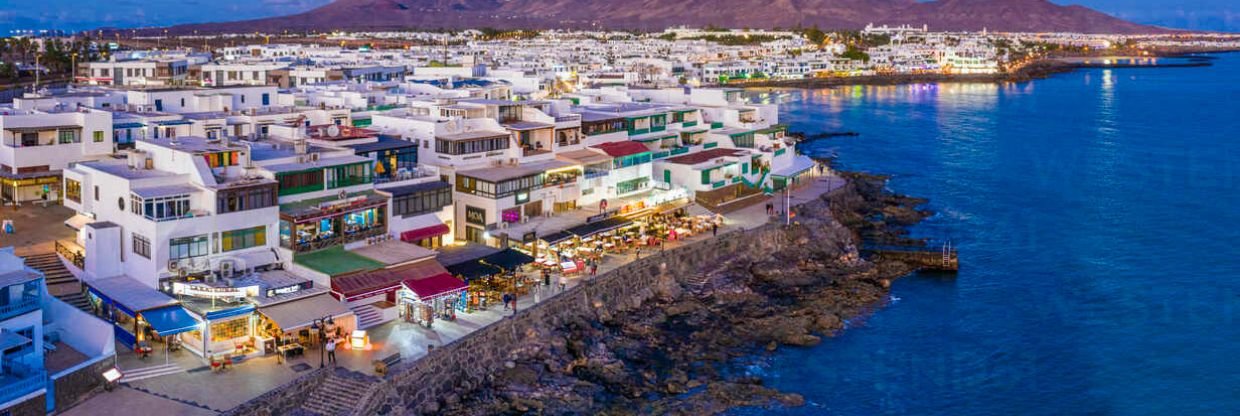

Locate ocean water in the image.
[735,53,1240,415]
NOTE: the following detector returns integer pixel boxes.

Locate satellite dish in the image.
[327,125,341,137]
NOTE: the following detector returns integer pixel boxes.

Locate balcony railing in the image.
[287,226,387,253]
[0,367,46,405]
[0,293,41,321]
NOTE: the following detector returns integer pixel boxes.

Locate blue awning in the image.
[204,304,256,321]
[142,306,200,337]
[113,122,145,129]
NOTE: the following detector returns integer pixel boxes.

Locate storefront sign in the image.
[265,281,313,298]
[172,282,258,299]
[465,206,487,226]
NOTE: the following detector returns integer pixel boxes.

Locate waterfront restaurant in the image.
[447,249,535,310]
[253,270,355,354]
[278,190,389,253]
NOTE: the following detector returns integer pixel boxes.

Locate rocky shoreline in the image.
[436,171,932,415]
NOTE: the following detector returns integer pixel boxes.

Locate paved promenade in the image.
[61,173,844,415]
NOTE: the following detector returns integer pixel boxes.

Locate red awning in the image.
[399,224,450,243]
[331,259,450,301]
[400,273,468,301]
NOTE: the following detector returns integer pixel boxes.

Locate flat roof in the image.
[663,148,748,166]
[87,275,177,313]
[436,130,510,142]
[457,160,572,183]
[556,149,611,165]
[142,136,249,154]
[263,154,371,173]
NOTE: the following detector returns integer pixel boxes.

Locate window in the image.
[203,151,239,168]
[616,177,650,194]
[210,317,248,342]
[58,129,78,144]
[133,194,192,221]
[93,131,104,143]
[613,153,652,169]
[261,93,270,106]
[133,234,151,259]
[391,184,452,218]
[435,135,510,155]
[277,170,324,196]
[65,179,82,203]
[94,186,99,201]
[217,184,276,213]
[221,226,266,252]
[169,235,209,260]
[326,163,372,189]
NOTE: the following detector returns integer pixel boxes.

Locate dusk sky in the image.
[1,0,1236,33]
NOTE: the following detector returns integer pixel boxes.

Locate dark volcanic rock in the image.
[438,171,932,416]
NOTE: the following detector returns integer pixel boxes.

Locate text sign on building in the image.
[465,206,487,226]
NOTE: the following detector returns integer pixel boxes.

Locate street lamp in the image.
[309,315,335,368]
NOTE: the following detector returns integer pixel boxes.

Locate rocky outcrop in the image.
[428,173,930,416]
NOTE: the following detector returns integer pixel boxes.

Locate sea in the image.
[733,52,1240,416]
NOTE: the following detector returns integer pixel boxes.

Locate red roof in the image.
[400,273,468,301]
[663,148,747,165]
[591,141,651,158]
[331,259,449,301]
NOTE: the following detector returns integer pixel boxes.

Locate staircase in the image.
[58,291,92,313]
[23,252,84,300]
[299,373,375,416]
[350,304,384,330]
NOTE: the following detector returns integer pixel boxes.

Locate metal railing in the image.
[55,240,85,270]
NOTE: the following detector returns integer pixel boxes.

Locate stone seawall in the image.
[366,224,791,415]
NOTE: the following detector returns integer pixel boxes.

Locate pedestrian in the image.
[326,337,337,365]
[635,246,641,259]
[712,222,719,236]
[502,292,513,311]
[590,262,598,276]
[543,269,551,287]
[558,274,568,292]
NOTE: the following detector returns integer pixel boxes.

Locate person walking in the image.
[502,292,513,311]
[325,337,337,365]
[590,261,599,276]
[712,222,719,236]
[542,268,551,287]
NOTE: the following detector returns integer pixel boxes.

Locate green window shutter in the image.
[742,163,749,174]
[664,169,671,182]
[701,170,710,185]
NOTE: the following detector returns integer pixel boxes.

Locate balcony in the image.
[0,362,46,406]
[0,290,41,321]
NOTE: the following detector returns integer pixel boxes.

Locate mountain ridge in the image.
[161,0,1170,35]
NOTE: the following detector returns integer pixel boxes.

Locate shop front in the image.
[396,273,468,328]
[1,172,61,204]
[446,249,535,311]
[84,275,189,350]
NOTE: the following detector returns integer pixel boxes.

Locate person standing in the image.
[326,337,337,365]
[590,261,599,276]
[712,222,719,236]
[558,274,567,292]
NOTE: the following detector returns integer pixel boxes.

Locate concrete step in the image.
[300,374,374,416]
[58,292,92,313]
[350,305,385,330]
[119,363,185,383]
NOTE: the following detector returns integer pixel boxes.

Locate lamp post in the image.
[309,315,334,368]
